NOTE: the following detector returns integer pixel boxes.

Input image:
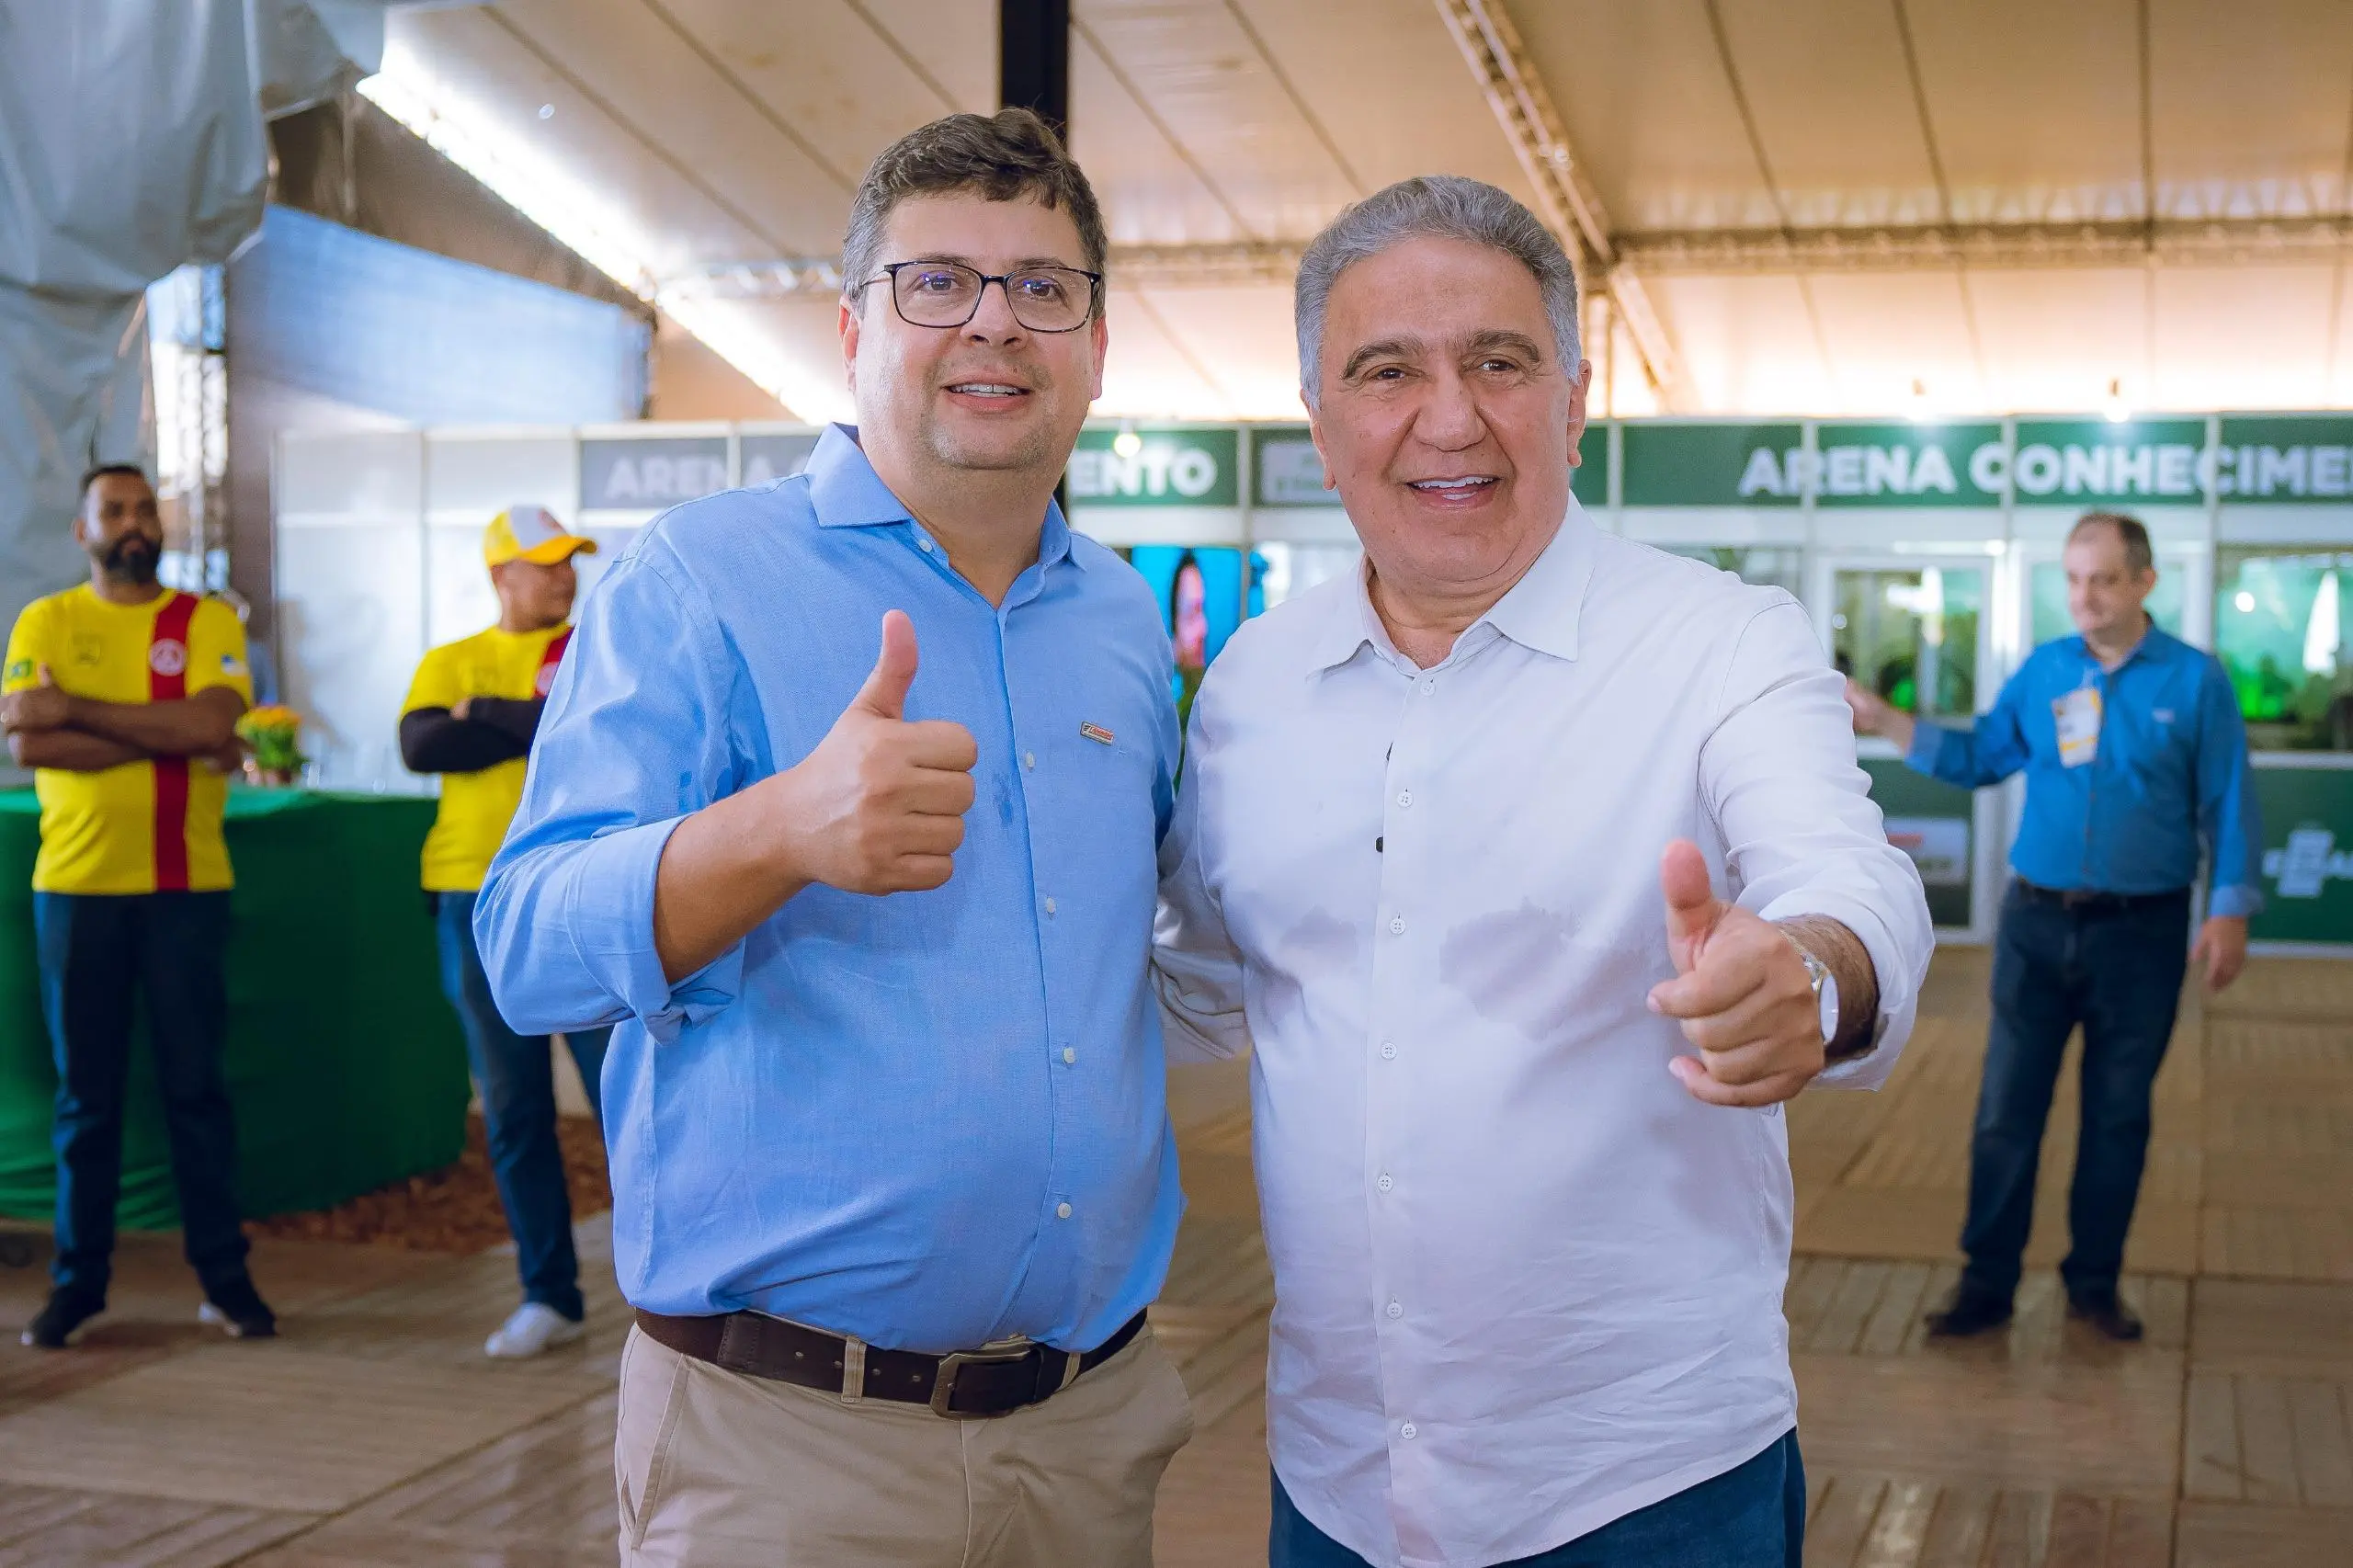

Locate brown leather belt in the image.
[631,1306,1147,1419]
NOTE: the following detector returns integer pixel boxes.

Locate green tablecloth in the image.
[0,789,470,1227]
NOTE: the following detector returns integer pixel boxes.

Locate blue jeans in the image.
[35,891,250,1301]
[1270,1430,1805,1567]
[433,891,609,1322]
[1961,883,2192,1302]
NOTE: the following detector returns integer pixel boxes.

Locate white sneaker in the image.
[484,1301,585,1358]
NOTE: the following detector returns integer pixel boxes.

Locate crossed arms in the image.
[4,673,244,773]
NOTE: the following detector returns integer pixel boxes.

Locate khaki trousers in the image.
[614,1322,1196,1567]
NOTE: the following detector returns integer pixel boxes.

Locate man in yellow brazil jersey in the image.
[4,466,277,1349]
[399,506,611,1358]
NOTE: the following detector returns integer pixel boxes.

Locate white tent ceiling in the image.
[373,0,2353,423]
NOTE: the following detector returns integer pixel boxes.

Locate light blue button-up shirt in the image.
[1906,625,2264,917]
[473,425,1184,1352]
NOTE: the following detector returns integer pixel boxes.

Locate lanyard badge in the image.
[2053,683,2102,768]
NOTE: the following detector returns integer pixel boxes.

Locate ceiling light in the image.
[2103,377,2131,424]
[1112,426,1143,458]
[357,62,850,422]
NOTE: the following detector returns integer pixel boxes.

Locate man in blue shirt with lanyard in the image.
[474,109,1191,1566]
[1848,510,2260,1343]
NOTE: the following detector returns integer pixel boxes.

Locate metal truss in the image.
[654,208,2353,308]
[1616,216,2353,274]
[1432,0,1683,404]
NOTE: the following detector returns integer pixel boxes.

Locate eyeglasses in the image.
[863,260,1102,333]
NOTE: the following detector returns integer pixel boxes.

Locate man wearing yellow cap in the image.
[399,505,610,1358]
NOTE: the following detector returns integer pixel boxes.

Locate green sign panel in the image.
[1621,421,2000,508]
[2215,415,2353,504]
[1067,426,1239,507]
[1622,422,1804,507]
[1572,419,1609,505]
[1250,426,1334,507]
[2249,767,2353,945]
[1245,422,1609,508]
[2006,418,2209,506]
[1813,422,2006,508]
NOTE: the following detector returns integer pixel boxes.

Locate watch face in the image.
[1818,971,1840,1044]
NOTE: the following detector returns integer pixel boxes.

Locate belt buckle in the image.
[929,1345,1032,1417]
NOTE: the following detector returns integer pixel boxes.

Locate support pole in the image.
[999,0,1070,139]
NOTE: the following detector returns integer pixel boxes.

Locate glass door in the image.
[1813,554,1999,938]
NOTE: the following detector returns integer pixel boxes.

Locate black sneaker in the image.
[1924,1285,2014,1338]
[2066,1290,2144,1342]
[21,1288,104,1349]
[198,1277,277,1340]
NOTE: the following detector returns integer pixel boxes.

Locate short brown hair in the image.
[840,108,1108,319]
[2070,510,2154,575]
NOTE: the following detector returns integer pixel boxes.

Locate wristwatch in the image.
[1787,937,1840,1049]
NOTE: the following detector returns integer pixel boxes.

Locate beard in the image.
[99,536,160,585]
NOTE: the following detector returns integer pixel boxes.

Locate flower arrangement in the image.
[235,704,307,786]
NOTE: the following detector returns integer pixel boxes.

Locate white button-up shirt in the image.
[1154,508,1934,1568]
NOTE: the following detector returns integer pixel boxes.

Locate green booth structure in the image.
[1044,410,2353,950]
[272,413,2353,963]
[0,790,471,1229]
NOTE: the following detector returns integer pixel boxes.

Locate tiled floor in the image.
[0,949,2347,1565]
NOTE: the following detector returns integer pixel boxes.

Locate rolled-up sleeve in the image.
[1152,688,1252,1063]
[474,550,747,1042]
[1701,598,1937,1091]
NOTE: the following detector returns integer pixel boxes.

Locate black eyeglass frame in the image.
[858,260,1105,333]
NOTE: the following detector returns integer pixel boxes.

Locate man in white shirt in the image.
[1154,176,1935,1568]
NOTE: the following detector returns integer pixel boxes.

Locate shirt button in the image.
[1400,1422,1418,1440]
[1387,1301,1404,1319]
[1388,915,1405,935]
[1376,1174,1393,1192]
[1044,897,1057,916]
[1420,678,1435,694]
[1056,1202,1073,1220]
[1063,1047,1076,1064]
[1380,1041,1397,1061]
[917,537,935,553]
[1396,789,1413,808]
[1023,751,1036,770]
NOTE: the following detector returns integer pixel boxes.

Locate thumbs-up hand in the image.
[1646,839,1828,1108]
[772,610,979,895]
[2,665,72,733]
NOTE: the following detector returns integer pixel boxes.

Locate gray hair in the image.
[1294,176,1580,406]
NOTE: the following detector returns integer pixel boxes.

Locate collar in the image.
[2067,619,2175,672]
[1307,497,1597,673]
[802,422,1081,571]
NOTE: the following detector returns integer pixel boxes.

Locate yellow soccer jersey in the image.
[402,623,573,892]
[3,586,252,894]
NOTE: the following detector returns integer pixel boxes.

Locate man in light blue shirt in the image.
[474,109,1192,1567]
[1849,510,2260,1344]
